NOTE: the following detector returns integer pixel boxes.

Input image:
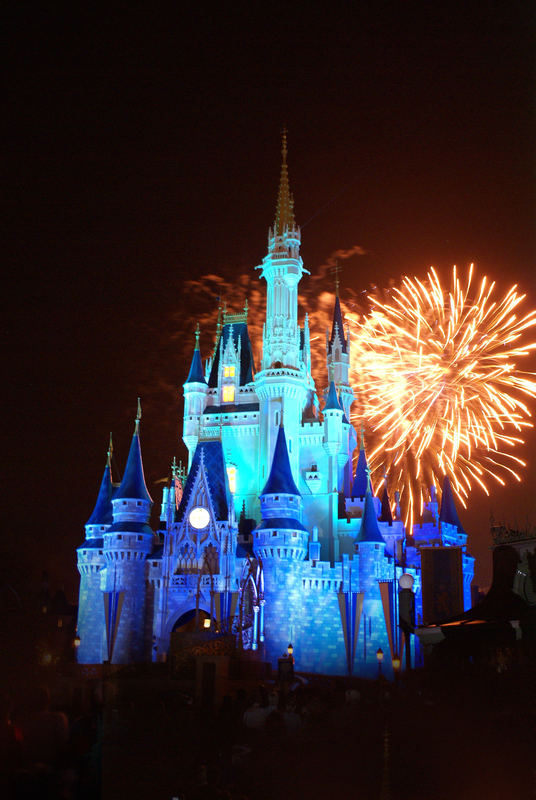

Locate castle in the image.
[77,136,474,679]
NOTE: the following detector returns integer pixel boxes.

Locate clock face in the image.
[189,506,210,530]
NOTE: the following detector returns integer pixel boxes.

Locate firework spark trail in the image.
[348,265,536,530]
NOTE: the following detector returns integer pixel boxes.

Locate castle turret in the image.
[183,325,209,468]
[323,381,344,562]
[354,479,391,677]
[253,422,308,663]
[76,436,114,663]
[102,401,154,663]
[255,130,311,487]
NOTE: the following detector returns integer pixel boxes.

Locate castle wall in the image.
[76,553,105,663]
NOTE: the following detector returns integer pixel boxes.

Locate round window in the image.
[189,507,210,529]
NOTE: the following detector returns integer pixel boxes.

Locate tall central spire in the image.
[273,127,296,234]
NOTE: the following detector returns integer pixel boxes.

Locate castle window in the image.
[223,386,235,402]
[137,501,142,507]
[137,535,143,541]
[122,501,127,506]
[117,535,122,540]
[227,465,237,494]
[223,365,235,377]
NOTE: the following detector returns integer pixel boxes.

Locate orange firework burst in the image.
[348,265,536,530]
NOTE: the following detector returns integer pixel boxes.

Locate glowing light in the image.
[348,266,536,529]
[222,385,235,403]
[189,507,210,529]
[223,365,235,377]
[227,465,237,494]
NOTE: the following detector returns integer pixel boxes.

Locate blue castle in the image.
[77,135,474,678]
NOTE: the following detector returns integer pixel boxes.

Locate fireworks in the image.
[348,265,536,530]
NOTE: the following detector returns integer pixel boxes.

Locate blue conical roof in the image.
[114,431,153,503]
[262,425,300,497]
[379,483,393,524]
[351,448,368,499]
[324,381,342,411]
[329,296,348,354]
[439,475,465,533]
[356,489,385,544]
[186,347,206,384]
[86,461,114,526]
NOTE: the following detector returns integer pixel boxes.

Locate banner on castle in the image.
[378,580,396,661]
[337,591,364,675]
[103,590,125,662]
[421,546,463,624]
[213,590,239,632]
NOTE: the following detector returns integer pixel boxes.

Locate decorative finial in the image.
[330,261,341,297]
[135,397,142,434]
[171,455,177,478]
[360,422,365,450]
[243,297,248,319]
[365,464,372,493]
[274,126,295,234]
[107,432,113,467]
[195,323,200,349]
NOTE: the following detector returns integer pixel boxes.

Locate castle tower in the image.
[204,304,258,520]
[354,479,391,678]
[255,130,311,487]
[76,437,114,663]
[326,290,355,497]
[183,325,208,468]
[323,380,344,562]
[253,423,308,662]
[102,402,154,663]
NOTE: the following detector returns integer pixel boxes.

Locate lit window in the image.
[227,465,237,494]
[223,365,235,377]
[222,385,235,403]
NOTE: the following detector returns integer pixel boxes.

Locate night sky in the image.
[4,3,535,601]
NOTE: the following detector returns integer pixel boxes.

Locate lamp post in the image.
[376,647,384,679]
[398,573,415,671]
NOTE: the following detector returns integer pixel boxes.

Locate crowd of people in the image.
[0,683,101,799]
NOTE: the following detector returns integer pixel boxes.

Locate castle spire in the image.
[186,324,206,384]
[273,126,296,234]
[351,429,369,500]
[86,442,114,528]
[439,474,465,533]
[114,401,153,503]
[356,482,385,544]
[261,424,300,497]
[328,292,348,355]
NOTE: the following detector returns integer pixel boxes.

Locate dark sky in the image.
[4,2,535,599]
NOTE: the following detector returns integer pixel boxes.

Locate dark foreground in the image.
[2,664,535,800]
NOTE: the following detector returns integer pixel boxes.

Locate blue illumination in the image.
[76,142,474,675]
